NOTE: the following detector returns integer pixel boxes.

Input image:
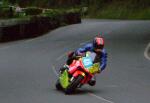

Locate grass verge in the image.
[86,2,150,20]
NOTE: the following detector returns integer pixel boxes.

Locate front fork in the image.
[72,70,86,77]
[71,70,92,84]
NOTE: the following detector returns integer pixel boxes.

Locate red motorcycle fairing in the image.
[73,70,85,77]
[68,59,94,84]
[68,60,81,74]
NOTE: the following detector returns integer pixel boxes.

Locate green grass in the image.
[86,2,150,20]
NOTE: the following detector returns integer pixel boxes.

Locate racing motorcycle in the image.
[55,51,100,94]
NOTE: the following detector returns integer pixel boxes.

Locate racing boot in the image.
[88,76,96,86]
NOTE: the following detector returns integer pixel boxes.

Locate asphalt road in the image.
[0,19,150,103]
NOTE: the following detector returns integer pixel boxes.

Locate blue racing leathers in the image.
[75,43,107,71]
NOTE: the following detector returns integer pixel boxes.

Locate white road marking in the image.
[56,42,80,61]
[88,93,115,103]
[52,65,59,77]
[56,53,66,61]
[79,39,91,46]
[144,43,150,60]
[79,42,86,45]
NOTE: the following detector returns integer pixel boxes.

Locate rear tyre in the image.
[65,75,84,94]
[55,79,63,90]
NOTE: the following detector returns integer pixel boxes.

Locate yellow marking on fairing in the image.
[81,72,85,77]
[89,63,100,74]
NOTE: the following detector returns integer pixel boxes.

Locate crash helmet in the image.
[93,35,104,50]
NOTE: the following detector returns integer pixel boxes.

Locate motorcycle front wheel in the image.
[55,79,63,90]
[65,75,84,94]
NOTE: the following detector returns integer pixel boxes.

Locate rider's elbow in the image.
[100,63,107,71]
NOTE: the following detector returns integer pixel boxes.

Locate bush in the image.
[66,8,81,14]
[0,6,14,18]
[25,7,43,15]
[42,9,62,17]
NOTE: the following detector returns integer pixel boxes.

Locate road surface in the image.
[0,19,150,103]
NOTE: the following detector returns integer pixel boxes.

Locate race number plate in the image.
[82,57,93,68]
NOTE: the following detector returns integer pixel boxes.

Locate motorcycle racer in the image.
[60,34,107,86]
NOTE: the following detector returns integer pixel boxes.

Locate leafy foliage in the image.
[1,0,150,19]
[24,7,43,16]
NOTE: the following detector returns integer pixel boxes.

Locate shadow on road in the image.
[51,87,102,95]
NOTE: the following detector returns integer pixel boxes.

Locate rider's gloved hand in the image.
[97,69,101,73]
[63,64,69,70]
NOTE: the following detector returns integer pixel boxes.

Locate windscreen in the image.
[88,52,96,62]
[82,52,96,69]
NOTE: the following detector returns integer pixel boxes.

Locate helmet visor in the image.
[94,44,104,49]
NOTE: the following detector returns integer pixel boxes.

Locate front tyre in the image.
[65,75,84,94]
[55,79,63,90]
